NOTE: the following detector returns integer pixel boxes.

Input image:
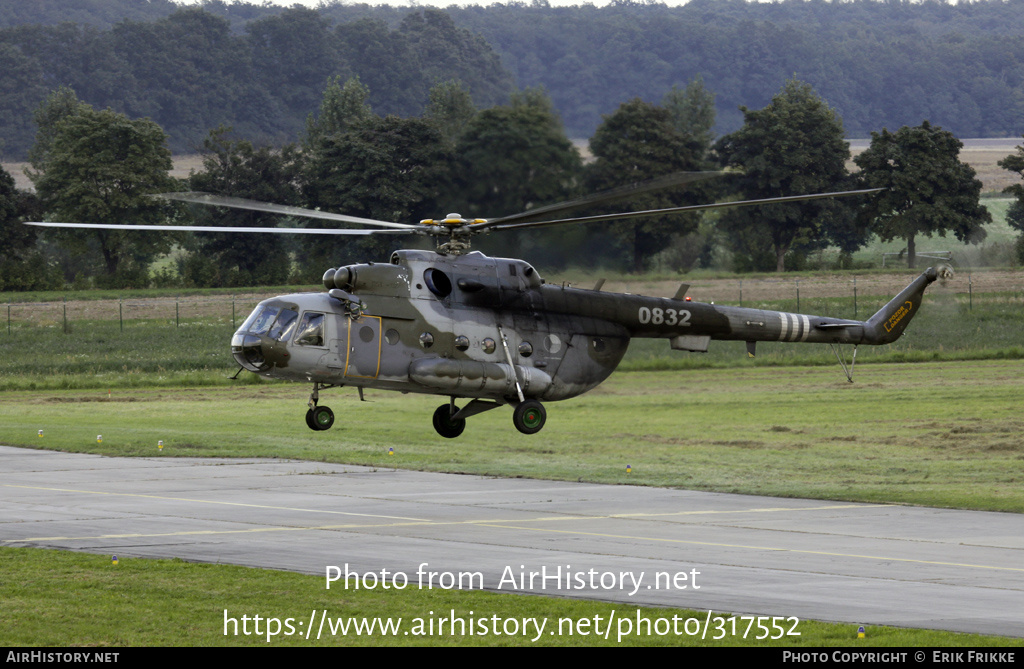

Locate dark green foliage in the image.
[31,106,177,287]
[183,128,303,288]
[662,76,717,158]
[586,98,707,273]
[0,165,57,291]
[303,76,373,149]
[0,7,515,158]
[301,114,454,269]
[28,86,92,171]
[855,121,990,269]
[424,80,476,148]
[715,79,856,273]
[997,138,1024,263]
[245,6,344,134]
[452,88,581,218]
[447,88,582,265]
[5,3,1024,155]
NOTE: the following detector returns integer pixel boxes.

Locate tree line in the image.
[0,6,513,159]
[3,0,1024,160]
[2,75,1006,292]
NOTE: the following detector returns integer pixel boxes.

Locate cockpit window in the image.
[268,309,298,342]
[294,312,325,347]
[240,305,280,336]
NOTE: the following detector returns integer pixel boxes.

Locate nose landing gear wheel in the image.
[432,404,466,439]
[513,400,546,435]
[309,405,334,431]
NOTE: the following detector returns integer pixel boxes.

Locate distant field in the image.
[6,137,1023,193]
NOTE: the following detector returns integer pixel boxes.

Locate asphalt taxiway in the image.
[2,445,1022,638]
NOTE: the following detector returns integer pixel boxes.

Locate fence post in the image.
[63,297,67,334]
[119,298,123,332]
[795,280,800,312]
[853,277,858,318]
[738,280,743,308]
[176,298,179,327]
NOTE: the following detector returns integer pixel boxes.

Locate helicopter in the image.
[27,173,951,438]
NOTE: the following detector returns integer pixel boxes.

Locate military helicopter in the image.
[28,173,950,437]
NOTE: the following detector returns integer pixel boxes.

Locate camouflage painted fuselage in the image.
[231,250,940,405]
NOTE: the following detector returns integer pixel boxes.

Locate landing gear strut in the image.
[306,382,336,431]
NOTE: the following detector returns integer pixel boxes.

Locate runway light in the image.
[626,464,632,474]
[388,447,394,456]
[857,625,866,639]
[158,440,164,451]
[111,555,118,565]
[38,430,43,438]
[96,434,102,443]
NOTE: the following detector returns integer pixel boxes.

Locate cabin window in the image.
[268,309,297,342]
[294,312,325,347]
[241,305,280,336]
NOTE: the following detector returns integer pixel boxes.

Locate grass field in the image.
[2,546,1019,647]
[1,271,1022,647]
[3,360,1022,512]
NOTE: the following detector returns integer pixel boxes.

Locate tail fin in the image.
[863,266,948,344]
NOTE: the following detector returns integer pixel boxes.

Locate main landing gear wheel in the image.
[432,404,466,439]
[513,400,546,435]
[308,405,335,431]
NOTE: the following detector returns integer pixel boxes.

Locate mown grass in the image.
[2,547,1018,647]
[1,288,1021,390]
[3,361,1022,513]
[2,278,1021,647]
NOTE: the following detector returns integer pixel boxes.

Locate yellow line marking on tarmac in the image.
[3,486,1019,573]
[2,484,429,522]
[468,523,1024,574]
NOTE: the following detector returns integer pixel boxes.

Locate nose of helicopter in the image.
[231,332,268,372]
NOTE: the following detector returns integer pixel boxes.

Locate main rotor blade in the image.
[486,188,885,231]
[25,221,415,236]
[479,171,727,229]
[153,192,416,230]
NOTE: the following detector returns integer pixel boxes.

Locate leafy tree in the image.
[855,121,989,269]
[303,76,373,149]
[28,87,91,172]
[586,98,706,272]
[452,88,581,218]
[0,165,54,291]
[31,107,177,287]
[184,127,303,287]
[714,79,855,272]
[424,79,476,148]
[302,114,455,269]
[997,138,1024,263]
[662,75,716,159]
[245,7,342,123]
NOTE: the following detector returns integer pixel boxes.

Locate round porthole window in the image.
[455,335,470,351]
[482,338,496,354]
[518,341,533,357]
[419,332,434,348]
